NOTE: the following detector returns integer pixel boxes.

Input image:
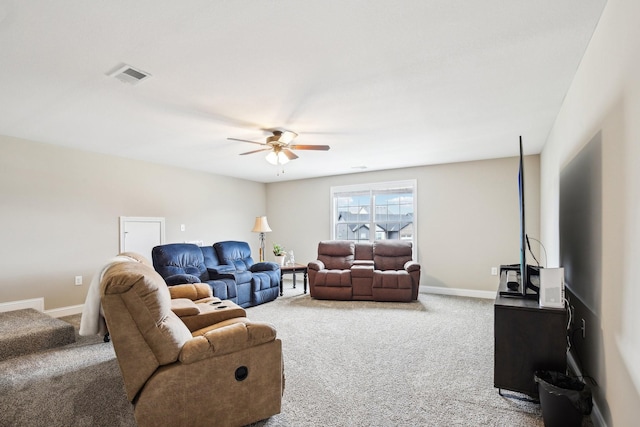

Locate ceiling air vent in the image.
[107,64,151,85]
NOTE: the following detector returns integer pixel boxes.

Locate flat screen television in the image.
[518,136,528,294]
[500,136,540,298]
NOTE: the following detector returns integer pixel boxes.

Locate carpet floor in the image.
[0,286,560,426]
[0,308,75,361]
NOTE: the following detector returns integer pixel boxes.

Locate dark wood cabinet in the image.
[494,293,567,396]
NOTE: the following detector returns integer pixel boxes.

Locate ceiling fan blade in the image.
[278,130,298,144]
[239,148,271,156]
[228,137,267,146]
[282,149,299,160]
[289,144,331,151]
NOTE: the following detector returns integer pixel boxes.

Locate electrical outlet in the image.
[74,276,83,286]
[180,224,186,231]
[491,267,498,276]
[581,318,586,338]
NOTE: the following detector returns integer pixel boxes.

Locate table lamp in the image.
[251,216,272,262]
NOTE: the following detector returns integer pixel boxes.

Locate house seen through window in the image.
[331,180,416,246]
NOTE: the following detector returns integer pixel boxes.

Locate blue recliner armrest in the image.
[164,274,201,286]
[207,265,236,280]
[207,265,236,275]
[250,262,279,272]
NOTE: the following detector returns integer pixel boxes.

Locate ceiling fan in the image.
[228,130,330,166]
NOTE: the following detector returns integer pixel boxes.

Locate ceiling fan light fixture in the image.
[265,151,290,165]
[265,151,277,165]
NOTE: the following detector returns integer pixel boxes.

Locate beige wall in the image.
[0,135,266,310]
[1,133,539,310]
[540,0,640,425]
[266,155,540,295]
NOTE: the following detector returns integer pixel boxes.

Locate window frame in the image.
[330,179,418,257]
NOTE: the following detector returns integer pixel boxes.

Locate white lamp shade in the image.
[251,216,272,233]
[265,151,290,165]
[278,152,290,164]
[265,152,278,165]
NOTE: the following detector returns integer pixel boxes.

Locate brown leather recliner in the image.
[308,240,420,302]
[100,255,283,427]
[307,240,355,300]
[372,240,421,301]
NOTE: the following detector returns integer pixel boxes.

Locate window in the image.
[331,180,417,247]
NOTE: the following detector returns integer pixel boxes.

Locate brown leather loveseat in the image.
[308,240,420,302]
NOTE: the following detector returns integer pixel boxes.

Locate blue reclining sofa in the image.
[151,241,280,308]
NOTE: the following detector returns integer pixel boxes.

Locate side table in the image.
[279,263,308,296]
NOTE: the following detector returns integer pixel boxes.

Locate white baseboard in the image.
[0,298,83,318]
[567,352,607,427]
[0,297,45,313]
[422,286,496,300]
[45,304,84,318]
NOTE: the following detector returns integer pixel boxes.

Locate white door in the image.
[119,217,165,262]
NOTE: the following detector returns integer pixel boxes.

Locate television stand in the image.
[494,292,567,396]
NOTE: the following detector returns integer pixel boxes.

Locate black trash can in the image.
[534,371,593,427]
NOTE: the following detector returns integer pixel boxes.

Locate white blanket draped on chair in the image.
[79,255,141,336]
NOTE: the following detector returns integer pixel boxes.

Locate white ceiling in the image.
[0,0,606,183]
